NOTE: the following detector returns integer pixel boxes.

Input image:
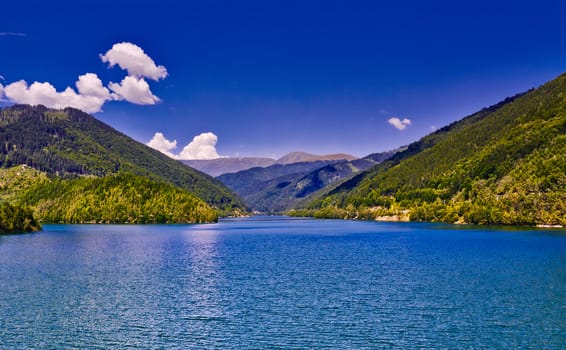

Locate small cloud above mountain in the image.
[147,132,221,160]
[0,42,165,113]
[100,42,168,81]
[147,132,178,158]
[388,117,411,131]
[179,132,220,160]
[108,76,160,105]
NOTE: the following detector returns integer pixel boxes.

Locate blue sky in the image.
[1,0,565,158]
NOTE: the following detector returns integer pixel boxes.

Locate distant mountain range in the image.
[182,157,274,177]
[295,73,566,226]
[0,105,245,222]
[183,151,357,176]
[273,152,357,165]
[218,150,398,213]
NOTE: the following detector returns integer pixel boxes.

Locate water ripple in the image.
[0,219,565,348]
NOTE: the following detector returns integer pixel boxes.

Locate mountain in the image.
[297,73,566,226]
[218,150,397,213]
[0,105,245,215]
[274,152,357,165]
[182,152,358,177]
[218,160,337,201]
[182,157,275,177]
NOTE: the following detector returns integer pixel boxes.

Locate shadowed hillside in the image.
[219,150,397,213]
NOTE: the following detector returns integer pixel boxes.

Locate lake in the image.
[0,217,565,349]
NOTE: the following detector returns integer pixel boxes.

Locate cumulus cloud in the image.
[108,76,160,105]
[76,73,112,99]
[3,73,111,113]
[1,42,166,112]
[179,132,220,160]
[147,132,178,158]
[100,42,168,81]
[0,83,4,98]
[388,117,412,131]
[146,132,221,160]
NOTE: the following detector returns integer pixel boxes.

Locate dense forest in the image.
[20,173,218,224]
[0,202,41,234]
[1,166,217,224]
[294,73,566,226]
[0,105,245,214]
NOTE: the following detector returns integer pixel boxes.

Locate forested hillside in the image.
[21,173,218,223]
[297,73,566,226]
[0,202,41,234]
[0,105,245,214]
[0,166,217,224]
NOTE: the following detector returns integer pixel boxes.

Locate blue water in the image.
[0,217,565,349]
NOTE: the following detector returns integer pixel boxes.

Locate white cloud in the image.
[146,131,221,160]
[100,42,168,81]
[147,132,178,158]
[76,73,112,99]
[388,117,412,131]
[3,73,111,113]
[102,42,165,105]
[179,132,220,160]
[1,42,166,113]
[108,76,160,105]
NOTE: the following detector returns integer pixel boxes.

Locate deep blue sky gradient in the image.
[1,0,565,157]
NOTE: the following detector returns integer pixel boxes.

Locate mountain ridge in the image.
[218,149,398,213]
[182,157,275,177]
[274,152,357,165]
[182,152,358,176]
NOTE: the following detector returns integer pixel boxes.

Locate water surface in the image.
[1,217,565,348]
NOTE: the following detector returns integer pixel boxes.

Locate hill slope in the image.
[0,202,41,234]
[218,161,337,208]
[299,74,566,226]
[0,105,245,213]
[0,165,218,224]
